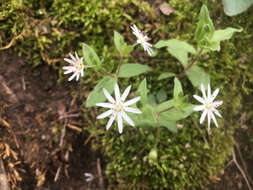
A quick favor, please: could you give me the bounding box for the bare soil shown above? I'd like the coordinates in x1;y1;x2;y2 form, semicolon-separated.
0;51;102;190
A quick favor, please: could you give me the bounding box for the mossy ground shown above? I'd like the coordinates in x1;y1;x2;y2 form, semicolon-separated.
0;0;253;189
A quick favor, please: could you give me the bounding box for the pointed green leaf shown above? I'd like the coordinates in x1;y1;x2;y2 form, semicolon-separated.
195;5;215;43
158;72;175;80
155;39;196;67
82;43;101;67
156;89;167;103
186;65;210;90
114;31;133;56
155;99;174;113
222;0;253;16
118;63;151;78
137;78;147;105
86;77;117;107
159;104;194;121
173;77;183;98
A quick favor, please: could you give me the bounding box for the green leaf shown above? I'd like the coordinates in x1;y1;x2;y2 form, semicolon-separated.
159;104;194;121
82;43;101;67
212;28;242;42
137;78;147;105
158;72;175;80
173;77;183;98
209;27;243;51
156;89;167;103
186;65;210;89
155;100;174;113
132;104;157;127
222;0;253;16
118;63;151;78
114;31;133;56
155;39;196;67
86;77;117;107
147;94;157;106
195;5;214;42
158;118;177;132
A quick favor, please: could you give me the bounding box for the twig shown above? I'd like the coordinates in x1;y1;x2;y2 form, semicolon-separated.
0;159;10;190
191;116;209;146
54;166;61;182
232;147;252;190
0;76;18;103
97;158;105;190
59;119;67;148
235;143;253;185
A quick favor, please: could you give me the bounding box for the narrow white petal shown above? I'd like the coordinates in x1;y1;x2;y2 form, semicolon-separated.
213;100;223;108
75;52;79;59
69;53;75;61
146;47;154;56
124;107;142;114
210;88;219;102
63;66;75;70
114;83;121;103
210;111;218;128
81;69;84;77
106;114;116;130
97;109;113;119
193;105;205;111
121;85;131;102
200;83;207;99
96;103;114;109
207;111;211;131
64;69;74;74
117;114;123;134
193;95;205;104
200;109;207;124
103;88;115;104
121;111;135;126
76;73;80;81
64;58;75;65
213;108;222;118
207;84;211;99
68;72;78;81
123;96;141;107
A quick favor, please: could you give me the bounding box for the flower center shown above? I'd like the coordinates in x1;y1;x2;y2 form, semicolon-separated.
205;102;212;110
114;103;123;112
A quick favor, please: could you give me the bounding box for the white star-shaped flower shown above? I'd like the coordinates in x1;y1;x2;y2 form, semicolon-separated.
193;83;223;131
96;83;142;134
63;52;84;81
131;24;154;56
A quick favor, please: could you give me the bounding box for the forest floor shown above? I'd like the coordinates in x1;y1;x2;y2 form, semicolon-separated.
0;51;252;190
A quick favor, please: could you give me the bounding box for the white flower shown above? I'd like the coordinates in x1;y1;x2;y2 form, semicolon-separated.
131;24;154;56
96;83;142;134
193;83;223;131
84;172;94;182
63;52;84;81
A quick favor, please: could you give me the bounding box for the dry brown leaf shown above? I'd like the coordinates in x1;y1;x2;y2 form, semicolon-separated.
159;3;174;16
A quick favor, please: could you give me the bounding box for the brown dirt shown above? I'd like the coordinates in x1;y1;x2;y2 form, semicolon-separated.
0;51;102;190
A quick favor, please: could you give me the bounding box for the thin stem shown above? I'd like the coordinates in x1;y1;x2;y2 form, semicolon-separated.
191;116;209;146
116;56;123;77
156;106;174;116
232;147;252;190
177;49;203;79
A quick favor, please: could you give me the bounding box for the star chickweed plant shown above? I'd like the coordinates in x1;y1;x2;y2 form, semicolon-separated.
96;83;142;134
131;24;154;56
62;5;241;138
63;52;84;81
193;83;223;131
